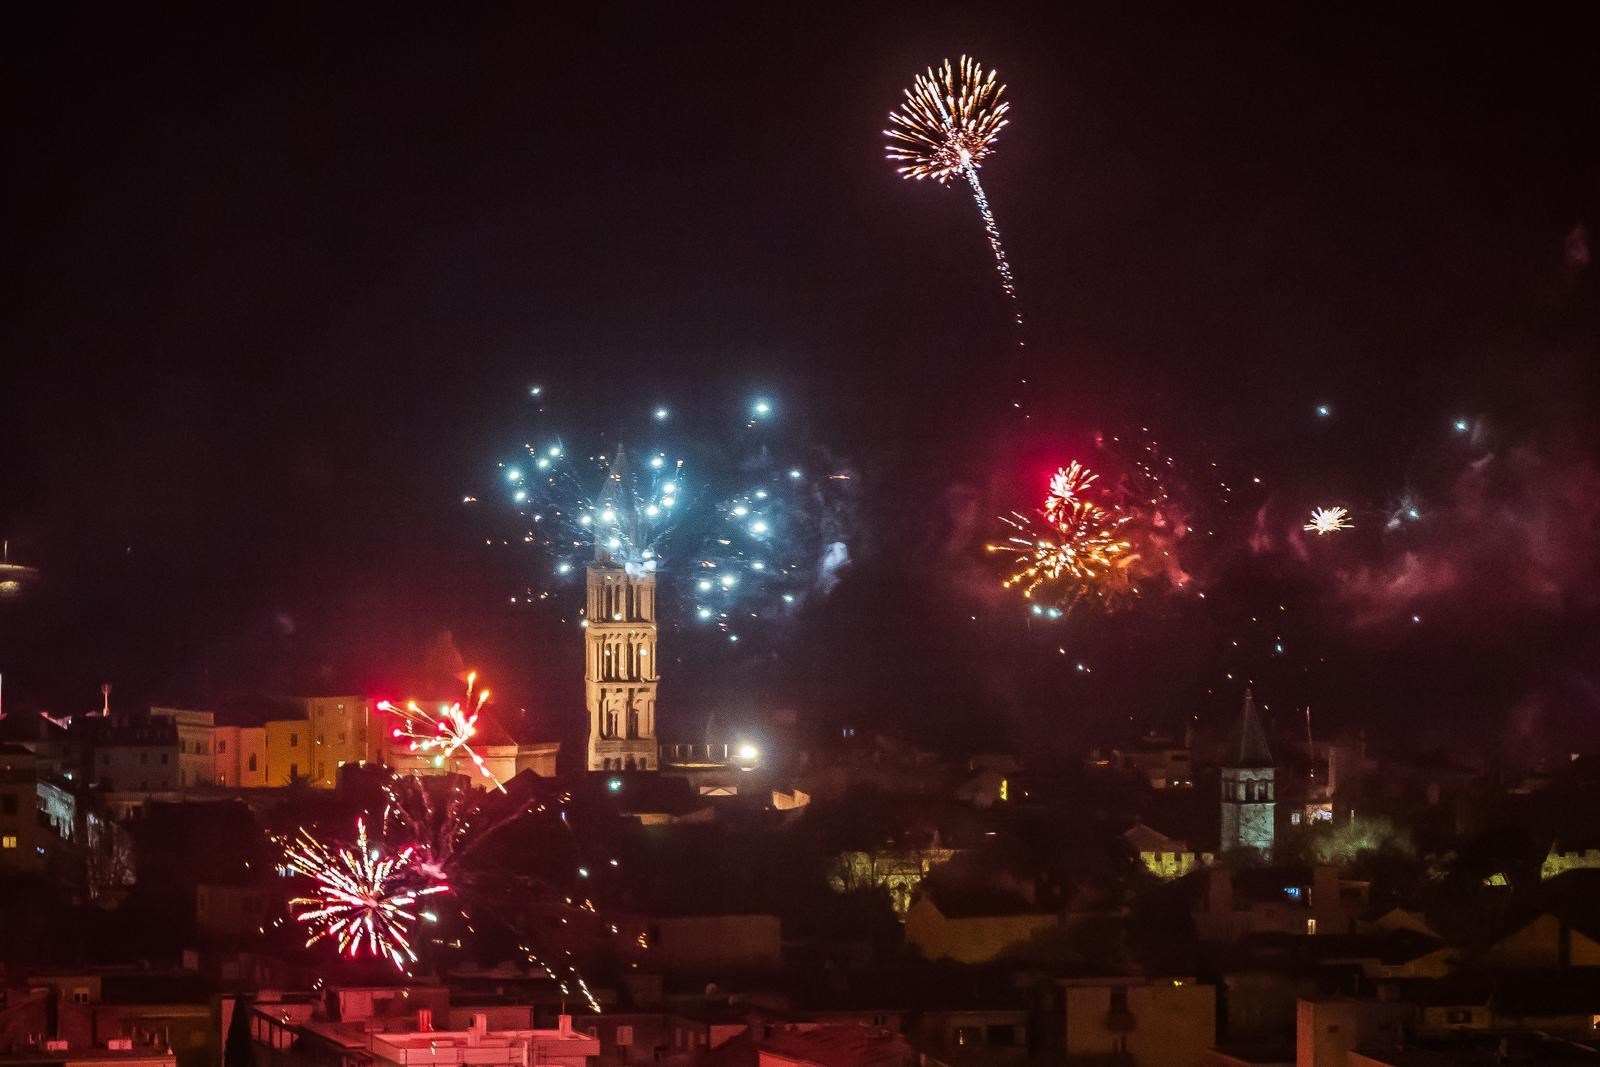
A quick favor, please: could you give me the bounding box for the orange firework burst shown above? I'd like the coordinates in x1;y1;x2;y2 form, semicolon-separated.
885;56;1021;316
989;464;1135;605
885;56;1010;183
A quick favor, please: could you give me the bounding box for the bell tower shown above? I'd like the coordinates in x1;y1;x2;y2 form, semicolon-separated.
584;447;659;772
1220;688;1275;860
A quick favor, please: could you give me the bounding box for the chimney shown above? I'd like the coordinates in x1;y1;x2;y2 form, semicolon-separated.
416;1008;433;1033
558;1015;573;1036
468;1014;488;1046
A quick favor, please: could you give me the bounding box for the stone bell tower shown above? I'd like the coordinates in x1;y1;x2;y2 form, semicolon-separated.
1220;688;1275;860
584;447;658;772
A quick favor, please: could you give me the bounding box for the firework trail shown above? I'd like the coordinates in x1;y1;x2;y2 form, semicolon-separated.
887;56;1022;330
283;817;445;971
378;672;507;791
380;777;604;1017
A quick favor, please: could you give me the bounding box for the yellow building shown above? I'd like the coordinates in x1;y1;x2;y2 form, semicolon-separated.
904;894;1060;965
1539;840;1600;880
263;719;310;786
1125;821;1203;880
302;695;381;787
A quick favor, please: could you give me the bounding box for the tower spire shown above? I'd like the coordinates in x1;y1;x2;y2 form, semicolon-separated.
1231;687;1273;768
1220;686;1277;859
594;444;640;563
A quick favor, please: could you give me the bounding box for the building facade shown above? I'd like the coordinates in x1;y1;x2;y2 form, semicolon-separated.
0;743;76;872
1060;977;1216;1067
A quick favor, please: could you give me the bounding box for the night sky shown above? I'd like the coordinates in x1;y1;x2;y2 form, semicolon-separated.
3;7;1598;759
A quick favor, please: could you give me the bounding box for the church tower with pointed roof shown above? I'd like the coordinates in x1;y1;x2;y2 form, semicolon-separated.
1220;688;1275;859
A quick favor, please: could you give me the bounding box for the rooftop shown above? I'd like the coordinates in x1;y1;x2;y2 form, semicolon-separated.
760;1025;912;1067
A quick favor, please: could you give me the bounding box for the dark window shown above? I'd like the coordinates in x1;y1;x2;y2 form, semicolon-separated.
140;752;148;765
248;754;257;772
218;741;226;754
985;1025;1016;1046
160;753;168;765
1;795;17;815
1109;988;1129;1014
289;733;298;748
1446;1010;1471;1024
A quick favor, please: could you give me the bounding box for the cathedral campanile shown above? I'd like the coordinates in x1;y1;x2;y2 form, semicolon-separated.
584;448;659;772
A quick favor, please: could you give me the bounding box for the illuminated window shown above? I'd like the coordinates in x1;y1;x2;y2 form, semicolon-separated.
1;835;16;849
1306;918;1317;935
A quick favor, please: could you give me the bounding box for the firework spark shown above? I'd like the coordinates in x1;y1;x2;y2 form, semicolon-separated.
283;818;445;971
989;464;1135;605
689;450;857;642
499;394;856;646
1304;506;1354;536
506;442;682;578
378;672;506;791
886;56;1022;321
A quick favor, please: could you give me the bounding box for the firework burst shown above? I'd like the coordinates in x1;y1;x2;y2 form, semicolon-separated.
498;393;857;647
283;818;445;971
1304;506;1354;536
886;55;1010;183
505;442;683;578
989;464;1135;606
886;56;1022;321
378;672;506;791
